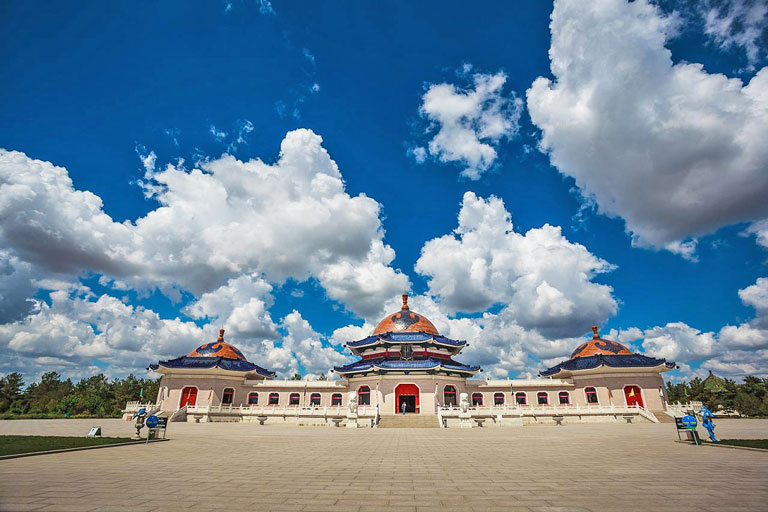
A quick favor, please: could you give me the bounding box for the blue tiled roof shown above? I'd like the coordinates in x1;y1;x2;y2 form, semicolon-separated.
539;354;676;377
334;357;479;375
346;332;466;348
150;356;276;378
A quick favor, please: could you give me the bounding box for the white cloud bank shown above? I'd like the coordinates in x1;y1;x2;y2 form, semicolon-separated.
412;70;523;180
0;129;409;320
0;129;410;378
527;0;768;257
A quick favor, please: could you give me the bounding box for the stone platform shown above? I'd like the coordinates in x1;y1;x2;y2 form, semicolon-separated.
0;418;766;512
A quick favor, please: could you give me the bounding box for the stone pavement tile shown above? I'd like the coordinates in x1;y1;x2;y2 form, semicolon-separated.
304;506;360;512
360;507;416;512
37;505;99;512
0;505;46;512
529;507;591;512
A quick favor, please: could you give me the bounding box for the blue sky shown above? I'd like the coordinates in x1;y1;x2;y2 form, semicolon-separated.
1;0;767;382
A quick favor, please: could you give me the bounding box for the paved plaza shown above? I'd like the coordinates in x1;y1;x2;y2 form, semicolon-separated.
0;419;767;512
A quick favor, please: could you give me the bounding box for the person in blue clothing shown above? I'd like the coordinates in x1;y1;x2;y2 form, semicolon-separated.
698;404;718;442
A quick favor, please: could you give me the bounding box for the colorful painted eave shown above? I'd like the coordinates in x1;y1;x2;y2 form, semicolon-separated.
333;357;480;376
149;356;276;378
539;354;677;378
346;332;467;349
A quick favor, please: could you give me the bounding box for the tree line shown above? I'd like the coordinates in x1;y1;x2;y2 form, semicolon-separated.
0;372;159;419
665;375;768;417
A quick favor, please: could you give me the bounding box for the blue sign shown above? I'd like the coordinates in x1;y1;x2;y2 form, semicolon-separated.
681;415;697;429
145;415;159;428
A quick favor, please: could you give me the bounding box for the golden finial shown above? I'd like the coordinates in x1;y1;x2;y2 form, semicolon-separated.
402;294;409;310
218;328;225;341
592;325;599;339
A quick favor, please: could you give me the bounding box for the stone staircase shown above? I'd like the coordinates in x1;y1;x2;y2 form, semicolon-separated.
651;410;676;423
377;414;440;428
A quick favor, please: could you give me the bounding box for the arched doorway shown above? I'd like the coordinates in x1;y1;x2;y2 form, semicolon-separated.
180;386;197;407
443;385;457;407
395;383;420;414
624;385;644;407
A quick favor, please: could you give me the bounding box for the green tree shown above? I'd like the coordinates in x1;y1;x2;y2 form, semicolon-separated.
0;372;25;413
290;373;303;380
735;391;767;417
24;372;73;414
317;374;328;381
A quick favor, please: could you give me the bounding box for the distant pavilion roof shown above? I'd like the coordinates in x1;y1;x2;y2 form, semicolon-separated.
540;353;676;378
150;356;276;377
150;329;275;378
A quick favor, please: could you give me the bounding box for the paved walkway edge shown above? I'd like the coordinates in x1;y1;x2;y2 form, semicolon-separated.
674;440;768;453
0;438;169;460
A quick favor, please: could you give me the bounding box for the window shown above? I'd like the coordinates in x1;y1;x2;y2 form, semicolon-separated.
444;385;457;407
289;393;300;405
247;392;259;405
494;392;505;406
269;392;279;405
331;393;343;406
537;392;549;405
310;393;321;406
585;387;598;404
515;392;527;405
358;386;371;406
471;393;483;406
222;388;234;405
558;391;570;405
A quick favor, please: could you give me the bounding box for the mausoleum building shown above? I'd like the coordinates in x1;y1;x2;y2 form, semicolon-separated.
140;295;677;427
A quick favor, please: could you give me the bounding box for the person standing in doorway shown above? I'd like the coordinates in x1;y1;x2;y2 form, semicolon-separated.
401;401;406;415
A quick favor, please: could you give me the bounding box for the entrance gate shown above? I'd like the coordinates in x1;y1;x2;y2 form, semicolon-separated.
624;385;644;408
395;384;420;414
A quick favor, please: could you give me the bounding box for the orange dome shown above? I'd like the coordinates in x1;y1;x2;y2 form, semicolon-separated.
570;326;632;358
188;329;247;360
372;294;439;336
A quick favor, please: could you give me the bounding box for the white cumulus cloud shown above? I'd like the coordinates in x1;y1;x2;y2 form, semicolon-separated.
415;192;617;338
414;70;523;180
527;0;768;256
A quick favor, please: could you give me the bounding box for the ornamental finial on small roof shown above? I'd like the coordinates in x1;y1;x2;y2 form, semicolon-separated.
218;328;225;341
402;294;409;310
592;325;599;339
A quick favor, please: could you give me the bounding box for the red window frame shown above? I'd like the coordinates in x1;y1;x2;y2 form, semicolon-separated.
247;392;259;405
558;391;570;405
537;392;549;405
331;393;343;406
493;392;505;405
269;392;280;405
289;393;300;405
515;392;527;405
471;393;483;406
358;386;371;406
222;388;234;405
310;393;321;406
585;387;598;404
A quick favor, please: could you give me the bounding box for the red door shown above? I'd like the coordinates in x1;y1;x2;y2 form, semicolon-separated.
624;386;643;407
180;387;197;407
395;384;420;414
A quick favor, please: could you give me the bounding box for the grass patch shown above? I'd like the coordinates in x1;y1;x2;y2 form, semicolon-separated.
0;435;135;456
0;413;120;420
708;439;768;450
